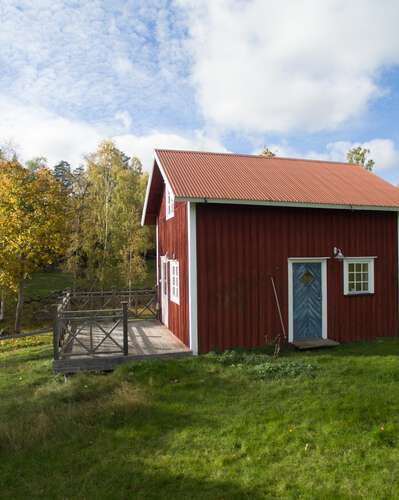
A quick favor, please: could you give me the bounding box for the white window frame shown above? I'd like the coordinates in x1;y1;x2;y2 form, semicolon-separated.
169;260;179;304
166;185;174;220
343;257;376;296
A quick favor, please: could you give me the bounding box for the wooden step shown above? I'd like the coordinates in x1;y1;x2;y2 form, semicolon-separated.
291;338;340;350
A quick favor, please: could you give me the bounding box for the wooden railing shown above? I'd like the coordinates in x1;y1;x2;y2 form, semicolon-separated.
53;288;157;360
60;288;157;317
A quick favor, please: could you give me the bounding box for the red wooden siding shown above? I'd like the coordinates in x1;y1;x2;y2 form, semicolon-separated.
196;204;399;353
157;187;189;346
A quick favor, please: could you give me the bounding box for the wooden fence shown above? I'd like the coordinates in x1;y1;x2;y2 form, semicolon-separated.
53;288;158;360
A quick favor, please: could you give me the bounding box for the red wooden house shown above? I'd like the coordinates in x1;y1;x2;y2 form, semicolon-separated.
142;150;399;353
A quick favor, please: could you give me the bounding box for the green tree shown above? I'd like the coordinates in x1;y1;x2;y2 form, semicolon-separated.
53;160;74;191
80;140;147;289
260;147;276;158
62;165;89;289
347;146;375;171
0;160;67;332
26;156;48;172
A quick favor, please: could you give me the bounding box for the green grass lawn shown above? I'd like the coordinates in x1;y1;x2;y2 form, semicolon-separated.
1;338;399;499
24;271;74;300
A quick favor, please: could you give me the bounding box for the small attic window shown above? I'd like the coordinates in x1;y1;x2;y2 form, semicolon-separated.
166;185;174;220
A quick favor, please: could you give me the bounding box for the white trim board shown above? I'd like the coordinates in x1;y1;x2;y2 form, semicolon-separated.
156;217;159;287
288;257;331;261
141;151;176;226
176;196;399;212
343;257;375;296
187;202;198;355
160;255;169;328
141;162;155;226
288;258;328;343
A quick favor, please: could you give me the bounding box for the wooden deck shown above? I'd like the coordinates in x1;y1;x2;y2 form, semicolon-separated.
54;319;192;374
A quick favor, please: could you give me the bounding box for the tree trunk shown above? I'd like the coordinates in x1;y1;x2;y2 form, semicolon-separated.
0;290;4;321
14;260;24;333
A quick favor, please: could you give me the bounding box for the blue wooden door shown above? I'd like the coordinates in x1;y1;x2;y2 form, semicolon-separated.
293;262;323;339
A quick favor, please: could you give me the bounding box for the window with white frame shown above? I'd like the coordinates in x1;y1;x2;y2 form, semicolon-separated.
166;185;174;219
170;260;179;304
344;258;375;295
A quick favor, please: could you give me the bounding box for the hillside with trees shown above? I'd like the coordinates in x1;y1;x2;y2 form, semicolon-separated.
0;140;154;333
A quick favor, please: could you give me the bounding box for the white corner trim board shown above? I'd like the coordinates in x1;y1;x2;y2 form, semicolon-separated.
156;218;159;287
187;202;198;355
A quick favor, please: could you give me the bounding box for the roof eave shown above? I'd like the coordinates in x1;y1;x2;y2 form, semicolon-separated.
175;196;399;212
141;153;176;226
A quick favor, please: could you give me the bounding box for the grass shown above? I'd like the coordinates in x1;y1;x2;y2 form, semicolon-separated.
1;338;399;498
1;271;74;333
24;271;74;300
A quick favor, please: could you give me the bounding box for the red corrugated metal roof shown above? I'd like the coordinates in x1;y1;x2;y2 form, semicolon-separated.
155;149;399;208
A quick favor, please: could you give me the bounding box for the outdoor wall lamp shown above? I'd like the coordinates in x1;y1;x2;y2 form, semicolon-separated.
333;247;345;259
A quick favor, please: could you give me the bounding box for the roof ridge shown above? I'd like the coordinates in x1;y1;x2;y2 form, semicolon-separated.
155;148;356;167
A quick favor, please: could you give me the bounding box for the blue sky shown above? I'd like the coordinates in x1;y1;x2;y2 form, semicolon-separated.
1;0;399;184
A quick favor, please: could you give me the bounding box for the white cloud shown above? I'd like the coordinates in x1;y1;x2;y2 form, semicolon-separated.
0;97;225;170
115;111;133;131
178;0;399;133
324;139;399;173
0;98;102;166
113;130;226;170
260;138;399;183
0;0;191;125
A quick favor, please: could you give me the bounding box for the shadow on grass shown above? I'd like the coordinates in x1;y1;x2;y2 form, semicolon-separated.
77;462;265;500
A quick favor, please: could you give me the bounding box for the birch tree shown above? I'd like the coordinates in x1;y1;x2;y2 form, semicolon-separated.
81;140;147;289
347;146;375;171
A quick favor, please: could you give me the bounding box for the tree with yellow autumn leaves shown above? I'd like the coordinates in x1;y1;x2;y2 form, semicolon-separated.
0;160;67;332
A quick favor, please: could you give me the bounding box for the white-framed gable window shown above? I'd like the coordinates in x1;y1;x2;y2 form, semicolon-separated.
166;185;174;220
170;260;179;304
344;257;375;295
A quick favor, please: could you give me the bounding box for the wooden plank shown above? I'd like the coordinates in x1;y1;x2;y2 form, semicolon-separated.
291;338;340;350
54;350;192;374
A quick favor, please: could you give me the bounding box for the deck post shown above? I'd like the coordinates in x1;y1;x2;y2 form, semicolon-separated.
122;301;129;355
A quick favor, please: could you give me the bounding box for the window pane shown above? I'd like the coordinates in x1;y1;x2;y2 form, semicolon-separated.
346;259;374;294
